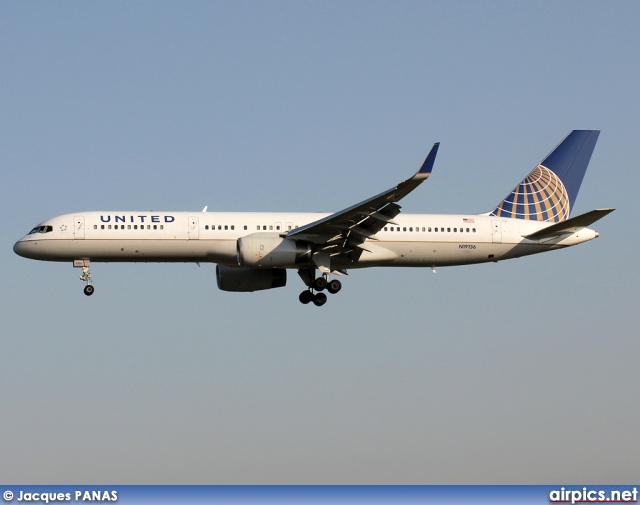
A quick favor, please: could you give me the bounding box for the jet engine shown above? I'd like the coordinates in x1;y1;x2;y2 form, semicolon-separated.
216;264;287;292
236;233;310;268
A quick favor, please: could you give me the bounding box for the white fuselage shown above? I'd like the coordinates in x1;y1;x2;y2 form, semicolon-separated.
13;210;599;269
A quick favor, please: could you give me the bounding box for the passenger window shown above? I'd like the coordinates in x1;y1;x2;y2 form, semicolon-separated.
231;225;235;230
153;225;157;230
101;225;105;230
473;228;476;232
244;225;247;230
160;225;164;230
447;228;451;232
409;227;413;232
205;225;209;230
225;225;228;230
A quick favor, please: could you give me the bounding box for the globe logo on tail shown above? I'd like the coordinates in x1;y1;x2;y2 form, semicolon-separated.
490;165;570;223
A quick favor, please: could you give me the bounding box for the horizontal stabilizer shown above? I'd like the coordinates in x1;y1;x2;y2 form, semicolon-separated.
524;208;615;240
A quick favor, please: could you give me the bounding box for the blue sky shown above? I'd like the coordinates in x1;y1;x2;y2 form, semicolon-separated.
1;1;638;483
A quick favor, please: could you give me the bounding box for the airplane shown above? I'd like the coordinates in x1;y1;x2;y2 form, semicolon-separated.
14;130;613;307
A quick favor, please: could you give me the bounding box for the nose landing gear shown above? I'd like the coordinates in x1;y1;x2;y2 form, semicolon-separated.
74;259;94;296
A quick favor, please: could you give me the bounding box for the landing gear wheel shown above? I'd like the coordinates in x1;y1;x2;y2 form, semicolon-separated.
313;292;327;306
312;277;327;291
299;290;314;304
327;279;342;294
77;261;94;297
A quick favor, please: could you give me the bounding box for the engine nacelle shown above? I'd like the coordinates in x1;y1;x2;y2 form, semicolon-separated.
236;233;310;267
216;264;287;292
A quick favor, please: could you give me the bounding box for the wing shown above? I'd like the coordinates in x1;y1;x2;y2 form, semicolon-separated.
287;142;439;270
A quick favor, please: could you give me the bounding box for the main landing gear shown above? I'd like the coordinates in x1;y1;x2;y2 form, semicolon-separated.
74;259;95;296
298;272;342;307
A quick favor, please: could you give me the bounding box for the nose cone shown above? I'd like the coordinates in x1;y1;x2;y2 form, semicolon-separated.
13;239;31;258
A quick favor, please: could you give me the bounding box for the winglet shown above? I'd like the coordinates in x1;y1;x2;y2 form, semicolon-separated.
413;142;440;180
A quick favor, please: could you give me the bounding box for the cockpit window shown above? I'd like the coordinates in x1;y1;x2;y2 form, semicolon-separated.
28;225;53;235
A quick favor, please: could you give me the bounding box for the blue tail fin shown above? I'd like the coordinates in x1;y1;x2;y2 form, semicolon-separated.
489;130;600;222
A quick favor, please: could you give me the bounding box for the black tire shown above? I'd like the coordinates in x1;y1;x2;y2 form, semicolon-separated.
313;292;327;306
327;279;342;294
313;277;327;291
84;285;95;296
299;290;313;304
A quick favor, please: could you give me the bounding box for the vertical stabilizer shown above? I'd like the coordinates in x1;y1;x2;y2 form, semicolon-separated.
489;130;600;222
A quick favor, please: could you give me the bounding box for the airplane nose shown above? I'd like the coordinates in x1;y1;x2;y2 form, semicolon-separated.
13;239;29;258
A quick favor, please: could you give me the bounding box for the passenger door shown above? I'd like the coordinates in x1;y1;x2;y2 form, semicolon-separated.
188;216;199;240
491;220;502;244
74;216;85;240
